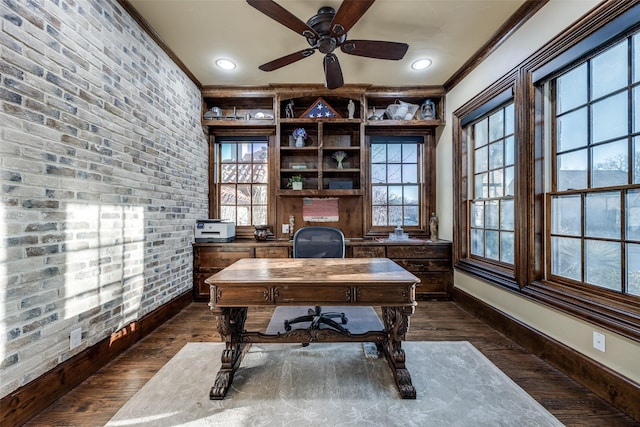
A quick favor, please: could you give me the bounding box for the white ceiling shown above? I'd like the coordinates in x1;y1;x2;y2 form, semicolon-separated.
127;0;528;88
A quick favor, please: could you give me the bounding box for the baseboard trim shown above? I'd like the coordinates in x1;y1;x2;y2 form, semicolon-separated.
453;288;640;422
1;291;192;427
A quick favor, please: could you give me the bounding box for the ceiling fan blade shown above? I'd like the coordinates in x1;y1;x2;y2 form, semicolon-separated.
341;40;409;60
330;0;375;38
324;53;344;90
259;49;315;71
247;0;318;40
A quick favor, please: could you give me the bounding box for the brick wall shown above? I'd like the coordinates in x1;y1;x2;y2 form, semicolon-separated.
0;0;208;396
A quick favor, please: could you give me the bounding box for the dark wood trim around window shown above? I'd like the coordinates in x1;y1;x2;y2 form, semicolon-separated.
454;0;640;343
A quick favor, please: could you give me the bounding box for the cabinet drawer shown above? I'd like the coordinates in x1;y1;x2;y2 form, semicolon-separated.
274;285;351;305
414;272;453;294
351;246;385;258
255;246;290;258
392;258;452;272
386;245;451;259
194;247;254;269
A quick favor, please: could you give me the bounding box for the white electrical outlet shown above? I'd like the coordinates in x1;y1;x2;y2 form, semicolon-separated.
592;331;606;352
70;327;82;350
282;224;289;234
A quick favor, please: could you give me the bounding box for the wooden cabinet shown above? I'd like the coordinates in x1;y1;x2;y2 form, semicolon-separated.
194;239;452;301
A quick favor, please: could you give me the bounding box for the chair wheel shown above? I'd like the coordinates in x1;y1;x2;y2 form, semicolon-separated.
284;321;291;331
341;315;348;324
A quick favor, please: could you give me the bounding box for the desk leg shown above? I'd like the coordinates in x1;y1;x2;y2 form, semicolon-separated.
381;306;416;399
210;307;248;400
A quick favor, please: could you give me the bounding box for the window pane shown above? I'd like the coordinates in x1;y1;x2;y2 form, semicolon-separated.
402;164;418;183
387;164;402;183
371;145;386;163
221;164;237;182
471;229;485;256
403;206;419;226
591;139;628;187
238;143;253;162
557;63;588;114
253;164;268;183
500;199;514;231
254;143;268;163
585;240;621;291
485;230;499;260
489;170;504;198
403;144;418;162
237;164;252;183
489;141;504;169
220;185;236;204
627;189;640;241
504;136;514;166
551;236;582;281
388;186;403;204
557;149;587;191
372;186;387;204
388;145;402;163
252;185;267;204
592;92;628;143
475;146;488;173
372;164;386;183
557;108;588;152
585;192;621;239
474;119;488;147
404;185;419;204
504;166;515;196
372;206;387;226
501;231;514;264
236;206;250;225
489;110;504;141
591;40;628;100
474;172;489;199
389;206;403;225
471;201;484;228
551;195;581;236
220;144;237;162
486;201;499;229
627;243;640;296
237;185;251;205
220;206;235;222
252;205;267;224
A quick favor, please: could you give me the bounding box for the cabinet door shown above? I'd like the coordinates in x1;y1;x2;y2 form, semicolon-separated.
193;246;255;301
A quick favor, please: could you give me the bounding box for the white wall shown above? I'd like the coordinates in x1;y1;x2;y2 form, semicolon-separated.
437;0;640;382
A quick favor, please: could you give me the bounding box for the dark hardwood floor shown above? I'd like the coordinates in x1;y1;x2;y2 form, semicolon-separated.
25;301;639;426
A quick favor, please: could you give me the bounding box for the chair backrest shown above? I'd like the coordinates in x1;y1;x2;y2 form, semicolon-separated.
293;226;345;259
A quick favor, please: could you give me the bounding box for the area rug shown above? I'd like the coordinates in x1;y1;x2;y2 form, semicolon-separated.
106;341;562;426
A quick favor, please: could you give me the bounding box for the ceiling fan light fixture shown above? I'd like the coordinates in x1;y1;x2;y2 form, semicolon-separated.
216;58;236;70
411;58;432;70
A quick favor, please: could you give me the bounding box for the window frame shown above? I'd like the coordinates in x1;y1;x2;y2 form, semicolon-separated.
453;0;640;341
364;128;436;237
209;129;276;239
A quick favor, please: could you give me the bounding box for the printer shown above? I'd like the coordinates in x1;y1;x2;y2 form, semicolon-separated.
194;219;235;242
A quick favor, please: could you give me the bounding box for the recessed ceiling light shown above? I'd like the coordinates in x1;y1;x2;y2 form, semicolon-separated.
411;58;432;70
216;58;236;70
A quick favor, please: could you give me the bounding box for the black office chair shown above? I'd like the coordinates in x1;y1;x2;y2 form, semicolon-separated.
284;226;349;333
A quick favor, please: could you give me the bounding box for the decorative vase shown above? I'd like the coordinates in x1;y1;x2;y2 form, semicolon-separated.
254;225;270;241
295;136;304;147
337;160;343;169
292;181;303;190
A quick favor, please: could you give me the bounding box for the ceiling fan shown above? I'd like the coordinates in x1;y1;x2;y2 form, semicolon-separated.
246;0;409;89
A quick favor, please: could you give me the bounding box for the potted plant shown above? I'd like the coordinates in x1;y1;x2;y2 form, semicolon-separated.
287;175;304;190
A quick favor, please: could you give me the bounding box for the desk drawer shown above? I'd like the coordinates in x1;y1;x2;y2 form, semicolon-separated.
274;285;351;305
356;285;416;305
392;258;451;273
210;285;271;305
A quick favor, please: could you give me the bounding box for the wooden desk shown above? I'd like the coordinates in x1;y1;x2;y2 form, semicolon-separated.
206;257;420;400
